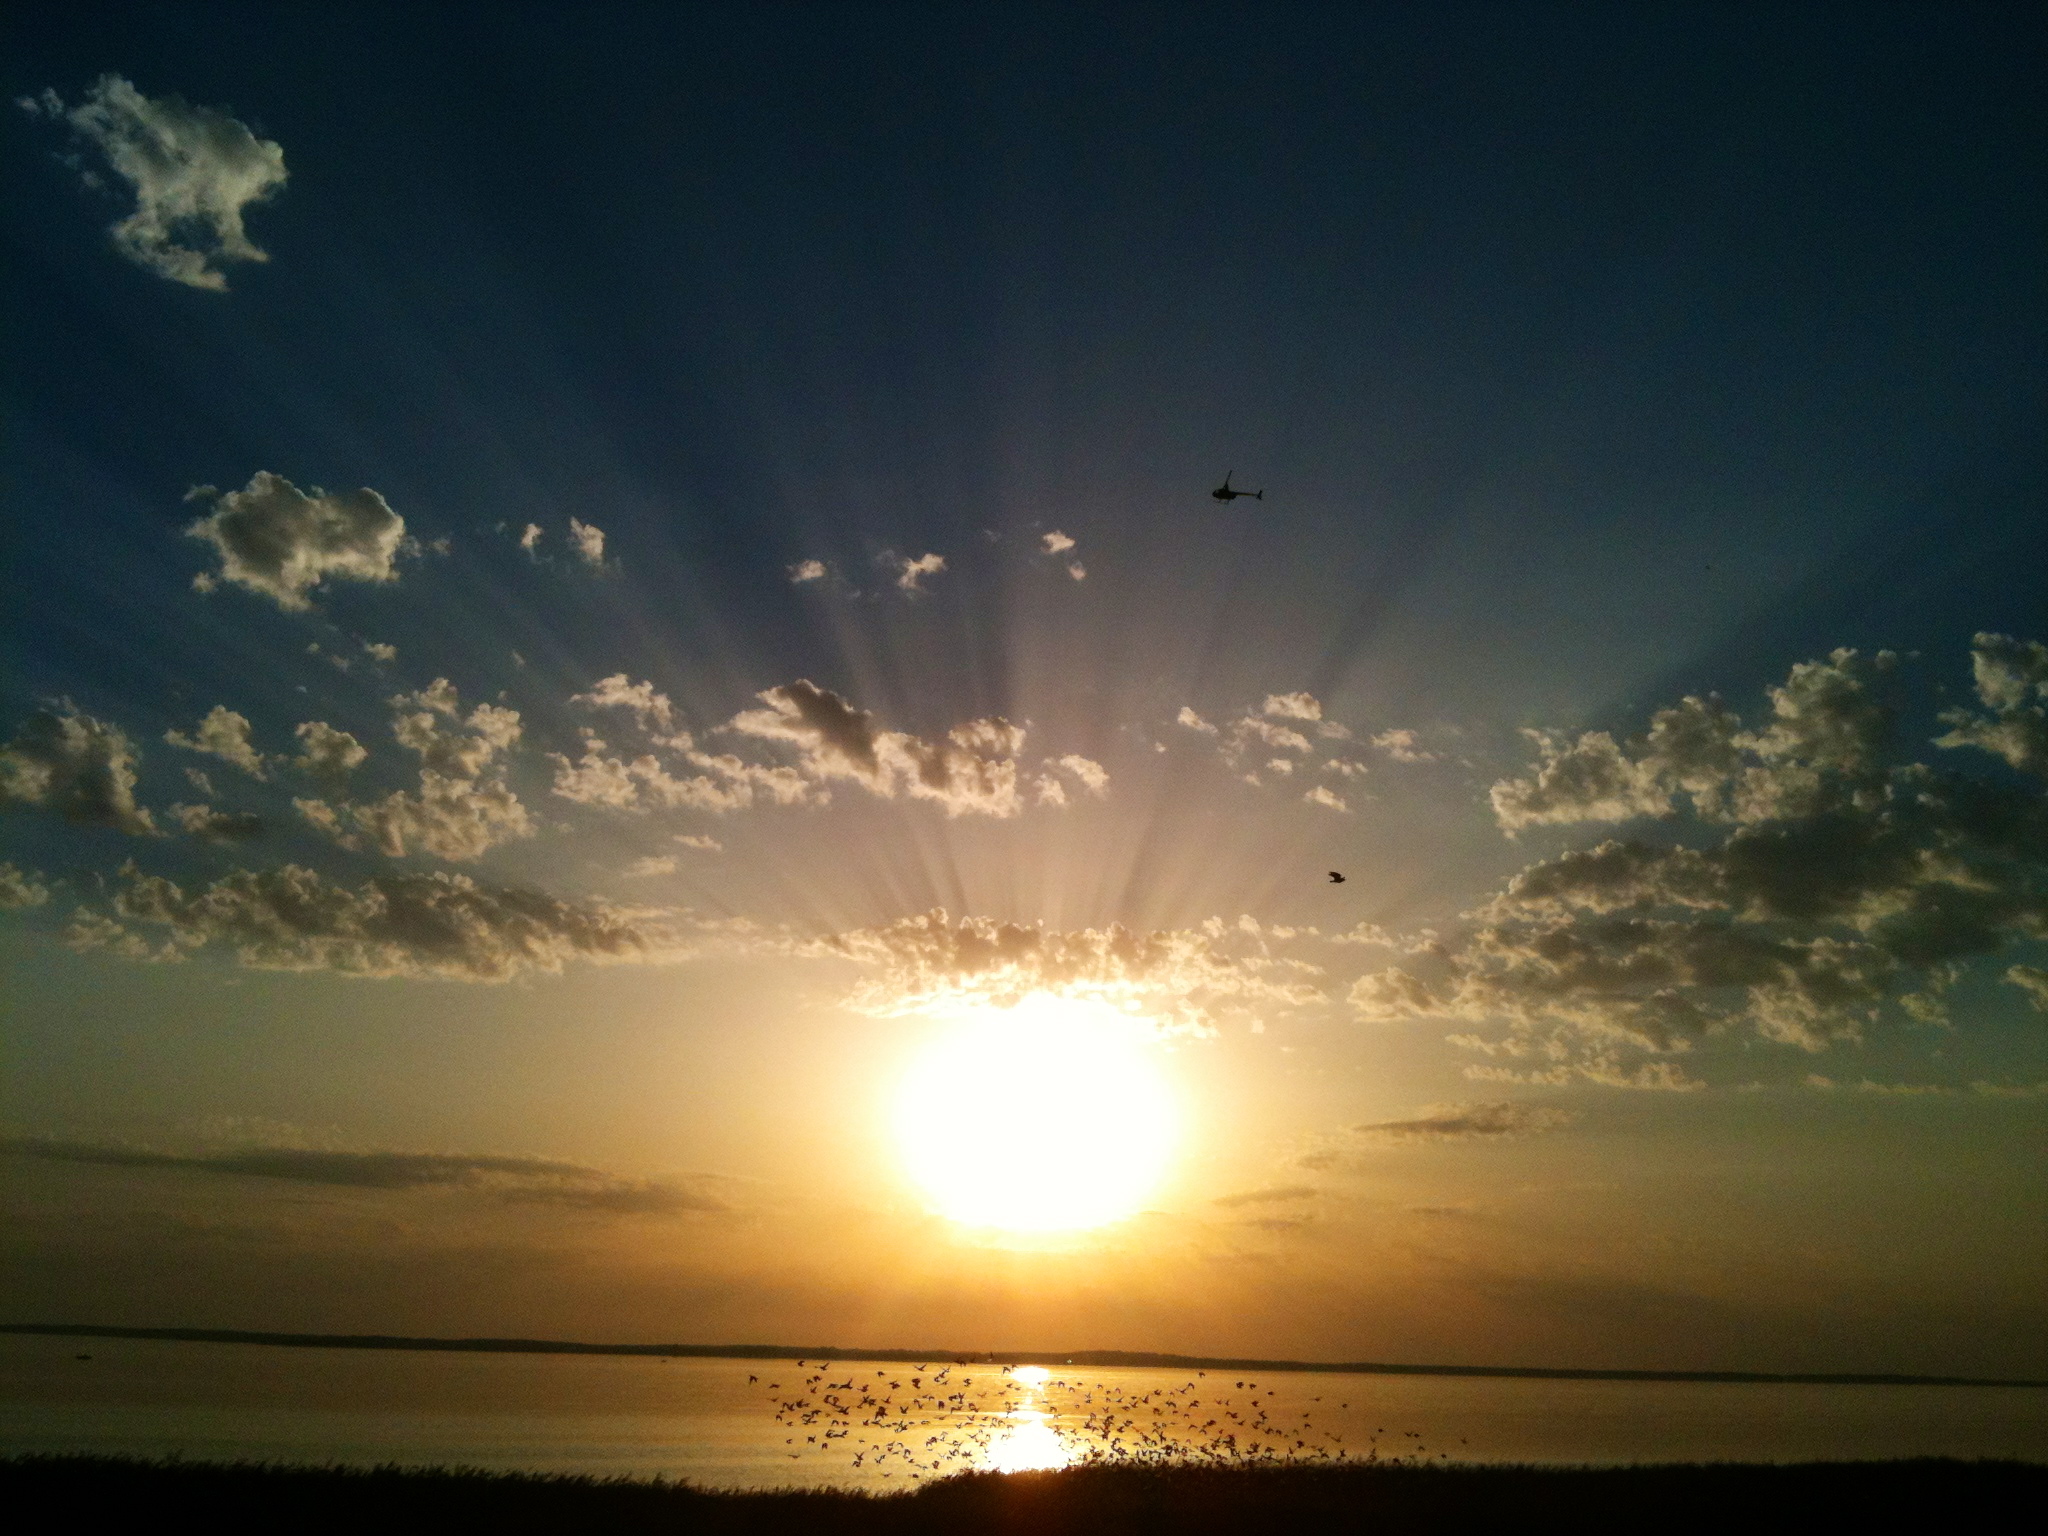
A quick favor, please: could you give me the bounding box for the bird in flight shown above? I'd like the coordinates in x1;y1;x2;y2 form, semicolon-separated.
1328;871;1346;884
1212;471;1263;503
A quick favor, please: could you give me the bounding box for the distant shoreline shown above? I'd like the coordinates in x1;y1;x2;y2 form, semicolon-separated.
5;1323;2040;1389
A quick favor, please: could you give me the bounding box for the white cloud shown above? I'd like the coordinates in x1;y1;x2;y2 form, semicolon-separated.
292;720;367;778
168;801;264;843
1067;561;1087;581
0;862;51;909
71;862;684;982
567;518;606;566
389;680;521;778
164;705;267;779
674;834;722;852
27;75;286;291
342;772;534;862
1303;784;1348;812
888;552;946;593
362;640;397;664
1371;728;1437;763
1935;632;2048;777
186;472;407;611
1041;531;1075;554
0;702;157;835
518;523;543;554
624;855;678;878
183;768;216;797
788;559;827;584
1177;707;1218;735
1263;692;1322;721
570;674;677;736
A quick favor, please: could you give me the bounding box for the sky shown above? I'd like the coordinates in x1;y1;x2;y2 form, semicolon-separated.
2;4;2044;1377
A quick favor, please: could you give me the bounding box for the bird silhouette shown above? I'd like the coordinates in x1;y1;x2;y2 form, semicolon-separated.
1328;871;1345;883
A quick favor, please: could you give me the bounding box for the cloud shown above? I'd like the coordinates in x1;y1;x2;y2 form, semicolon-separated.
674;834;722;852
1177;707;1218;735
1351;639;2048;1080
2008;965;2048;1013
0;862;51;909
26;75;286;291
1066;562;1087;581
1041;531;1076;554
390;680;521;778
567;518;606;566
1303;784;1348;813
168;802;264;844
0;702;157;835
1371;728;1437;764
1263;692;1322;722
1935;632;2048;777
729;680;1050;818
888;552;946;593
518;523;542;554
810;908;1326;1034
570;674;677;736
164;705;267;779
362;640;397;664
327;773;532;862
624;855;677;877
1297;1101;1575;1170
1209;1185;1318;1209
292;720;367;778
547;731;808;816
788;559;827;583
185;473;407;611
67;861;687;981
1;1136;729;1214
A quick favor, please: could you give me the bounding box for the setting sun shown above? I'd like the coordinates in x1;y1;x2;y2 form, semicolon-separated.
893;994;1178;1231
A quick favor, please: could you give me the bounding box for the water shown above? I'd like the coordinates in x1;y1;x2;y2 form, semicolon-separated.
2;1334;2041;1490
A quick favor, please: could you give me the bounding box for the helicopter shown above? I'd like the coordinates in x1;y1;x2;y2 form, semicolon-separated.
1211;471;1264;503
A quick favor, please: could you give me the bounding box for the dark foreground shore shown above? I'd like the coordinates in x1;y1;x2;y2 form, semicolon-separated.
5;1455;2041;1534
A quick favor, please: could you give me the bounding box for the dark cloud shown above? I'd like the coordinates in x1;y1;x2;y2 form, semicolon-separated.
0;702;157;835
186;472;407;610
1296;1101;1574;1171
1209;1185;1319;1208
1;1137;727;1214
1353;639;2048;1080
65;861;684;981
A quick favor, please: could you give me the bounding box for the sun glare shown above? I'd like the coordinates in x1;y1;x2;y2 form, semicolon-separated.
893;994;1178;1232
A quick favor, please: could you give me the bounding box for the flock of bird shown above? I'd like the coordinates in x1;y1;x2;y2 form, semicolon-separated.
756;1361;1456;1481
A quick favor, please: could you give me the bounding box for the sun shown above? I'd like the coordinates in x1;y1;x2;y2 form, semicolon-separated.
893;993;1178;1232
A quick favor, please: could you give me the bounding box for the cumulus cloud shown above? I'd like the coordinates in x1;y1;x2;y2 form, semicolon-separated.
1;1136;728;1215
571;674;677;737
333;772;532;862
1371;728;1438;764
1177;707;1218;735
0;702;157;835
567;518;606;566
389;680;521;778
729;680;1054;818
25;75;286;291
185;472;407;610
675;834;721;851
0;862;51;909
1351;640;2048;1081
518;523;543;554
164;705;266;779
887;552;946;593
362;640;397;664
292;720;367;778
1041;531;1075;554
66;861;684;981
788;558;827;583
548;731;809;817
168;801;264;844
1263;692;1322;722
1935;632;2048;777
1303;784;1348;813
809;908;1325;1034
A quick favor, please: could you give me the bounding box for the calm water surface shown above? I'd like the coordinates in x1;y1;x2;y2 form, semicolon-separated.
2;1335;2041;1490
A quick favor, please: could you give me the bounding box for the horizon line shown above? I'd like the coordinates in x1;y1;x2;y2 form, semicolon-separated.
5;1324;2041;1390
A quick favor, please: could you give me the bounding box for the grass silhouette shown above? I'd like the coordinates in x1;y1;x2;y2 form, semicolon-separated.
4;1454;2041;1533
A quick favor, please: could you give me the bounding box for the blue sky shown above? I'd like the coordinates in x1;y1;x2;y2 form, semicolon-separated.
2;5;2043;1371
